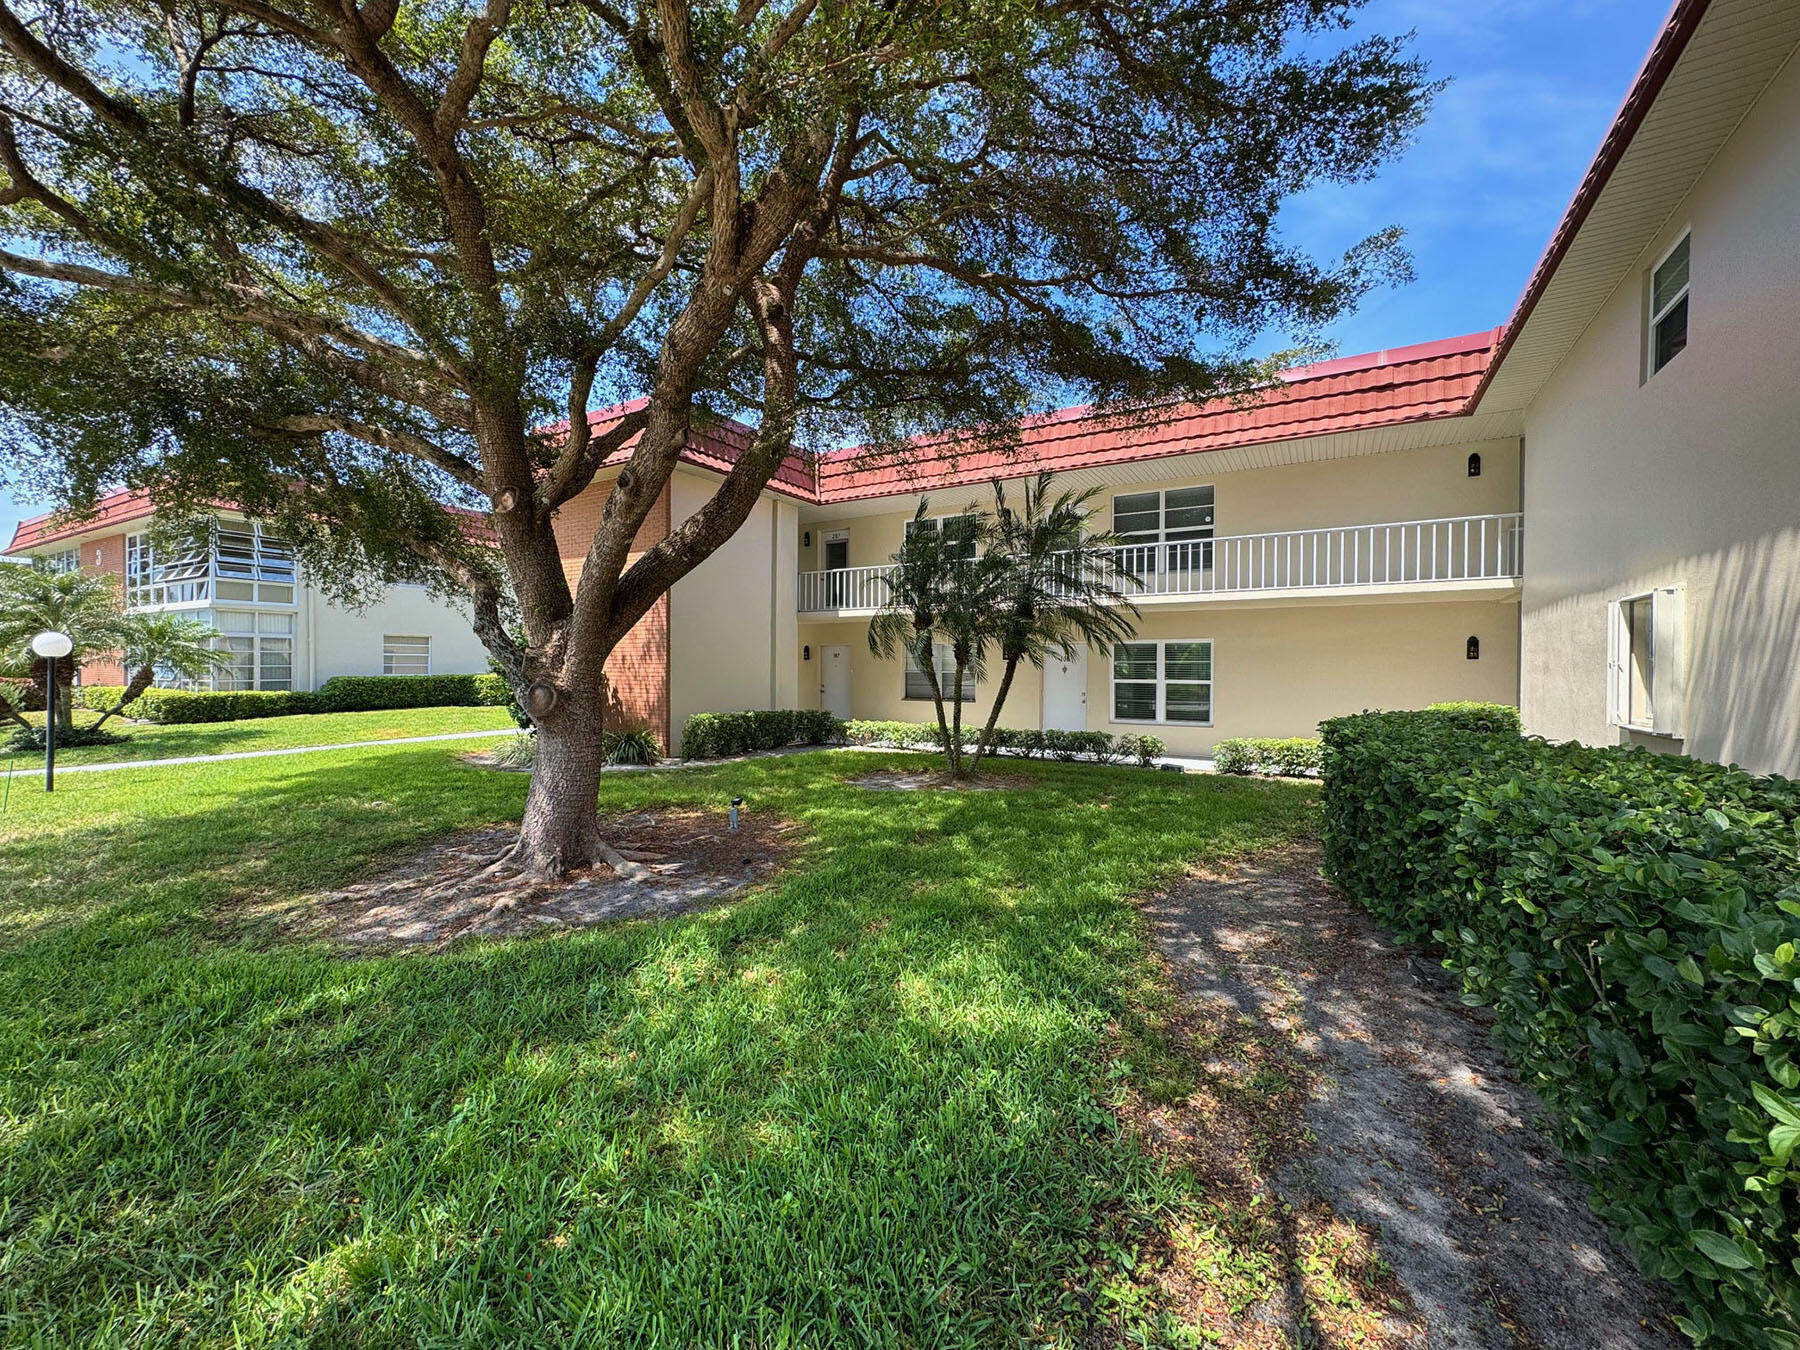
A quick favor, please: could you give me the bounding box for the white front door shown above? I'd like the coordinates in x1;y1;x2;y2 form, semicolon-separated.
1041;646;1087;731
821;645;852;720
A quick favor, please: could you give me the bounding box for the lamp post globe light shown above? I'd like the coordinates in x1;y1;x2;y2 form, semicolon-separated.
29;630;75;793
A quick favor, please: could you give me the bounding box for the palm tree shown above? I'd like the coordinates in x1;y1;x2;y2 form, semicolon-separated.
967;473;1141;772
90;613;233;727
0;566;128;730
866;502;1006;776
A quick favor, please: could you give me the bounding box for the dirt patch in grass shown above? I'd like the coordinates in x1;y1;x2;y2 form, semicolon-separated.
264;808;803;949
846;768;1039;791
1125;842;1682;1350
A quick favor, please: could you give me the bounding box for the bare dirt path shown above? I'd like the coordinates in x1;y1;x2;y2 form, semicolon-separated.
1139;846;1681;1349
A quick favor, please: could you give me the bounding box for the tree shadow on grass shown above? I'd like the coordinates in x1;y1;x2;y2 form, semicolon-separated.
0;748;1320;1346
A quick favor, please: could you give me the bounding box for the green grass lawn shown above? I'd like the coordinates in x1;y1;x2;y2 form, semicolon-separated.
0;743;1317;1347
7;704;519;768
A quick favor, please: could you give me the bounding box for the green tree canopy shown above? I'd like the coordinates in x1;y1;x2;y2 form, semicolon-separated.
0;0;1434;872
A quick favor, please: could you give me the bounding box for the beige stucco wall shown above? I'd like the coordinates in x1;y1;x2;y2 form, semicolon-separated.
667;470;802;753
1518;53;1800;775
803;595;1517;757
304;584;490;686
798;438;1520;573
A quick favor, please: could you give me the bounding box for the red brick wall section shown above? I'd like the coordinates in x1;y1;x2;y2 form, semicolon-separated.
551;482;671;749
82;532;129;687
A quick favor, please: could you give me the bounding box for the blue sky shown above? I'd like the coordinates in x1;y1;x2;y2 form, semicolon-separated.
0;0;1671;546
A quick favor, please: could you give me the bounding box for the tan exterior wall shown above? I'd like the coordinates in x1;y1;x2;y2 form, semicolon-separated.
666;471;801;754
1518;54;1800;775
803;596;1517;757
798;438;1520;573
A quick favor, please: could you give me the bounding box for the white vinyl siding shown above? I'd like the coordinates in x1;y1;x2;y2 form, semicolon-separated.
1647;233;1690;378
1607;588;1684;737
1112;640;1212;725
903;641;975;701
383;635;432;676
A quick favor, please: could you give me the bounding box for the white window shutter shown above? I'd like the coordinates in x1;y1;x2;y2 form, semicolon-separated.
1605;600;1625;727
1652;587;1686;738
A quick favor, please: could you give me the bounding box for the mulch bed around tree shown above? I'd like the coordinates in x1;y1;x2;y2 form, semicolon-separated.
266;808;804;949
846;768;1040;792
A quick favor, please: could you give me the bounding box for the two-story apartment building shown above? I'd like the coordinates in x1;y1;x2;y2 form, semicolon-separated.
5;492;490;689
10;0;1793;772
552;0;1800;769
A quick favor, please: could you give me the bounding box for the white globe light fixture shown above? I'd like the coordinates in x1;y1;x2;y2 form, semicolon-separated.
30;630;74;660
29;630;75;792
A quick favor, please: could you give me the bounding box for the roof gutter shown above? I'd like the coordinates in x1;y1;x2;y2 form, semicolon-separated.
1467;0;1713;410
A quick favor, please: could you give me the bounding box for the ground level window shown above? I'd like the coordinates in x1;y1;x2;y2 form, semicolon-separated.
903;641;975;701
209;611;296;691
384;635;431;676
1608;588;1684;736
1112;640;1212;724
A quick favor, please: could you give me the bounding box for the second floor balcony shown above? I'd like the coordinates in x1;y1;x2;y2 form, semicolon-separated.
797;513;1524;616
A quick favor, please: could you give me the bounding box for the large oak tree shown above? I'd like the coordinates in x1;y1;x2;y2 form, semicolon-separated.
0;0;1430;875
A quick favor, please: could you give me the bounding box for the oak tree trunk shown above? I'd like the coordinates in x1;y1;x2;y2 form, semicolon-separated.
511;684;609;877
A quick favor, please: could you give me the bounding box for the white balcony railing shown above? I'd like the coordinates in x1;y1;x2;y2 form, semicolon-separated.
797;513;1523;613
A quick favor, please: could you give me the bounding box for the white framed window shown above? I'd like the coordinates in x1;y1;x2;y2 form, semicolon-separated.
127;522;296;607
1112;640;1212;724
209;611;296;691
905;513;980;561
1113;486;1214;571
903;641;975;701
383;635;432;676
36;547;80;574
1607;588;1684;737
1646;233;1689;379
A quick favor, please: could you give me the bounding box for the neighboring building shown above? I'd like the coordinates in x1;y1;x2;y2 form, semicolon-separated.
5;492;490;690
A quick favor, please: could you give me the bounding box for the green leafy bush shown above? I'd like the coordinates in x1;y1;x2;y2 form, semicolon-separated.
1320;708;1800;1347
680;709;843;759
604;726;662;766
5;724;124;751
839;719;1163;767
315;673;510;712
1423;700;1521;734
97;688;325;723
1213;736;1323;777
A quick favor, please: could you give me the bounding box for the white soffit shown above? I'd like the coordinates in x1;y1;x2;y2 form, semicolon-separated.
1477;0;1800;414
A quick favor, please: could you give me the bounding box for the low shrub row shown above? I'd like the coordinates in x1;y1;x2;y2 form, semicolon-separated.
1320;708;1800;1347
314;673;511;711
74;673;512;724
1212;736;1322;777
841;719;1166;767
680;709;842;759
76;685;323;722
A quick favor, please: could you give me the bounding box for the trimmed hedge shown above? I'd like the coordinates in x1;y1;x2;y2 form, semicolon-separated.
841;719;1166;767
315;673;510;711
680;709;842;759
1213;736;1322;777
76;686;323;722
1321;708;1800;1347
75;673;510;724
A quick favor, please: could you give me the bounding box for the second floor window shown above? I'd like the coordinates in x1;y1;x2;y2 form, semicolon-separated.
905;514;979;561
1647;233;1689;378
127;522;295;607
37;548;80;574
1113;487;1214;569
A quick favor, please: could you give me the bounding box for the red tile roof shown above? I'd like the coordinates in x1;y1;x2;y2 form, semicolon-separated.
551;397;819;502
815;330;1501;503
8;489;159;552
6;329;1501;547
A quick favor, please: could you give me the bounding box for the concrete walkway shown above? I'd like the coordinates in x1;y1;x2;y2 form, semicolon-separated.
0;728;511;777
3;731;1218;779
